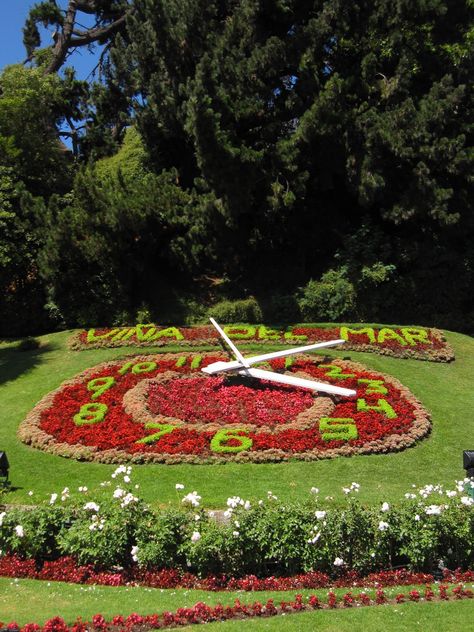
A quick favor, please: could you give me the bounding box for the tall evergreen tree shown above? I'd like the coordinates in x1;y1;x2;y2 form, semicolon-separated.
119;0;473;310
0;65;78;334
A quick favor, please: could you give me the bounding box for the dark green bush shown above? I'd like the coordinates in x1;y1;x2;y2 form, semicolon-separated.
298;268;355;321
208;297;263;323
263;294;301;323
134;508;190;569
0;505;72;561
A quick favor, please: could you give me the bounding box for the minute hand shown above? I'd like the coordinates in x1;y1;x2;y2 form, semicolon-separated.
201;339;345;374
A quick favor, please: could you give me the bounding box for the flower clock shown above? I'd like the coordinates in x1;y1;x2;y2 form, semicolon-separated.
19;353;430;464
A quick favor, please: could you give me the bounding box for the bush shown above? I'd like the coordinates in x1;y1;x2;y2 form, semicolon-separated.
298;268;355;321
208;297;263;323
134;509;190;569
17;337;41;351
57;496;148;568
0;505;72;561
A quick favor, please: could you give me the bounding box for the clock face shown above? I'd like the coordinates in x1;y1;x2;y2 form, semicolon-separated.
19;353;430;464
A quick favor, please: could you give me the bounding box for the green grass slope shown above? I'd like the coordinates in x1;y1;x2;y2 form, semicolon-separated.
0;328;473;508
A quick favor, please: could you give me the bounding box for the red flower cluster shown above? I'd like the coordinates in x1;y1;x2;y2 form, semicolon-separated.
3;585;473;632
148;376;313;427
25;353;430;463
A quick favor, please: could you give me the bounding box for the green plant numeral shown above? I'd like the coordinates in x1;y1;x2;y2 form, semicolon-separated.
190;355;202;369
357;398;397;419
319;365;355;380
118;361;158;375
319;417;358;441
87;376;116;399
118;361;135;375
210;429;253;453
357;379;388;395
132;361;157;374
136;423;175;445
73;403;108;426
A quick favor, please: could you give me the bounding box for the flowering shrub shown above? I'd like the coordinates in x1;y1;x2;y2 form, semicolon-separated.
18;353;431;464
68;324;454;362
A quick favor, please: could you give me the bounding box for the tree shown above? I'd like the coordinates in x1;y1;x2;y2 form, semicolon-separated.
0;65;76;195
39;127;201;325
7;0;474;330
0;65;77;334
0;166;50;336
116;0;473;321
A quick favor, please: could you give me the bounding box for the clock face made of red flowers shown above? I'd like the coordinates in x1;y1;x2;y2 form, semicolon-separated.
19;353;431;464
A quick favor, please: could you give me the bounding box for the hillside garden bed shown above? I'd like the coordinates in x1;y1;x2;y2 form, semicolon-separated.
68;325;454;362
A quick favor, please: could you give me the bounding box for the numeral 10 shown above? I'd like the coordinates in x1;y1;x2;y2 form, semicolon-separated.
118;360;158;375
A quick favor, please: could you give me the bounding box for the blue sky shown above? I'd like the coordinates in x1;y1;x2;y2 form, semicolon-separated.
0;1;101;79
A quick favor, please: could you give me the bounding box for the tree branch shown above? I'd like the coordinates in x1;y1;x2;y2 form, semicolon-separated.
32;0;130;74
45;0;77;73
74;0;101;14
69;14;127;47
85;41;112;79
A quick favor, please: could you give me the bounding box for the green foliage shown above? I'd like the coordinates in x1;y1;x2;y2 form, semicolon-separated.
262;294;301;324
56;480;150;568
179;519;241;575
134;509;190;569
298;269;355;321
0;65;82;335
2;0;474;333
0;165;51;336
94;127;148;183
106;0;473;326
0;65;71;195
23;2;64;57
38;127;203;326
208;298;263;324
0;505;72;561
57;504;134;568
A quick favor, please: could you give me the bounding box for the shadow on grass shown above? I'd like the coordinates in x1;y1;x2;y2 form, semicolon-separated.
0;342;56;387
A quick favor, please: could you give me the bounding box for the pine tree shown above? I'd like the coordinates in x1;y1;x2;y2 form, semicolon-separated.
120;0;473;298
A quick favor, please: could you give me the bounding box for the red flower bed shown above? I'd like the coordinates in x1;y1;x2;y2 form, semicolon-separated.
147;376;313;427
0;553;453;590
18;353;431;464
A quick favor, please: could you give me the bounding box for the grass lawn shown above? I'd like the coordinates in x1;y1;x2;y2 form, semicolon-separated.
2;577;474;629
1;327;473;508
